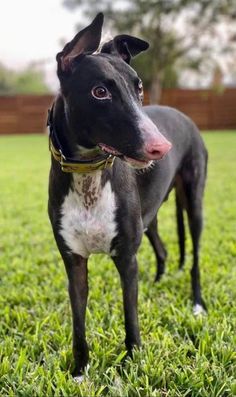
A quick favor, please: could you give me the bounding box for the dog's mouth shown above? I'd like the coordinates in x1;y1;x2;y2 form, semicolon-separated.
98;143;153;169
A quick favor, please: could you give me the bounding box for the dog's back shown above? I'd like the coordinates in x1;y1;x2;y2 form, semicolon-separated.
136;105;207;226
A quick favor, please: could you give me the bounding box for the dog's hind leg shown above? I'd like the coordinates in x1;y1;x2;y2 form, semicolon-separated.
187;200;207;313
145;217;167;282
175;189;186;270
183;163;207;313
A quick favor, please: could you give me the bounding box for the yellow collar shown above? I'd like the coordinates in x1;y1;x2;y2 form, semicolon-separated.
49;138;115;173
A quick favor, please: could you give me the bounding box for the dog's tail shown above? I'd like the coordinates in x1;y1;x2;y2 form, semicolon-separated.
175;189;185;269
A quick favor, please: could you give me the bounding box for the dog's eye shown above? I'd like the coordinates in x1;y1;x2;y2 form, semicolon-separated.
91;86;111;100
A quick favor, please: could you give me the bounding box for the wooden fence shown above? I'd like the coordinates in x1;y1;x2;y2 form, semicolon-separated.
0;95;53;135
159;88;236;130
0;89;236;134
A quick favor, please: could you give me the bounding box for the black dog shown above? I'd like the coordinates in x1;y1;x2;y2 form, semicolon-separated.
48;13;208;378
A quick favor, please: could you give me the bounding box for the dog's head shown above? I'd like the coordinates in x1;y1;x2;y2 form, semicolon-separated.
56;13;171;169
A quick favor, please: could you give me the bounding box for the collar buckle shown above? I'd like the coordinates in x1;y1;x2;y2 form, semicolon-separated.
59;149;66;161
104;154;114;169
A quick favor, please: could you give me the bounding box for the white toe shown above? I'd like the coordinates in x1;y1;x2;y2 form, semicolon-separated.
193;303;205;316
73;375;84;383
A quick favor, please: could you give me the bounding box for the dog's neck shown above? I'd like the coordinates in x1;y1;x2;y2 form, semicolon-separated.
54;95;100;161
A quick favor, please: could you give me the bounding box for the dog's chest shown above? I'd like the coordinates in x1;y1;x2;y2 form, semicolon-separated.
60;172;117;258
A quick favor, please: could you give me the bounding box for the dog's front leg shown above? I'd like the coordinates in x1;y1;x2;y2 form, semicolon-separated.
113;255;141;353
65;254;89;377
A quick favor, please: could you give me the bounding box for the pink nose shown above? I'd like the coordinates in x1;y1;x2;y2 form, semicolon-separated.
144;140;172;160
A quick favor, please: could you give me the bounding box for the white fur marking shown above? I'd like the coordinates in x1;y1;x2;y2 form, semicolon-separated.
193;304;205;316
60;172;117;258
73;375;84;383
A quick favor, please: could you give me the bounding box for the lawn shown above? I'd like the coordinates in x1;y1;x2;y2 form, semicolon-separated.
0;132;236;397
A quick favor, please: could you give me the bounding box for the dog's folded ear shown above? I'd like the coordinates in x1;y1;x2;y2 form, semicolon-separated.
57;13;104;73
101;35;149;64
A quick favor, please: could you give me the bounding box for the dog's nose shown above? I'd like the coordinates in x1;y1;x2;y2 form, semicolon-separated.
137;113;172;160
144;140;172;160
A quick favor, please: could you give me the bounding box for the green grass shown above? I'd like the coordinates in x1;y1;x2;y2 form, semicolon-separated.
0;132;236;396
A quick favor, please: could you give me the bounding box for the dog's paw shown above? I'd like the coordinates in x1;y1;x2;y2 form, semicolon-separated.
154;271;165;283
73;374;84;383
72;364;90;383
193;303;206;316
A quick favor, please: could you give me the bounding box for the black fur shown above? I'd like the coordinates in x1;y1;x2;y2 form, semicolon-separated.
48;13;208;376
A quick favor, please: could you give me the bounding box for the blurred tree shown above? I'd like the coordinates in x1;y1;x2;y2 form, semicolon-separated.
0;64;15;95
63;0;236;102
0;63;50;95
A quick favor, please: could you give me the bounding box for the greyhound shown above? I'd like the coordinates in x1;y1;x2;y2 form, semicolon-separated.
48;13;208;377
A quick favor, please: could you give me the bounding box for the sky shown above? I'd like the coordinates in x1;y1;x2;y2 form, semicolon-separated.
0;0;83;90
1;0;236;91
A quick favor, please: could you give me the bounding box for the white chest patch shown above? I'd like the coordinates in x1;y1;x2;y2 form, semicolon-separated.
60;172;117;258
